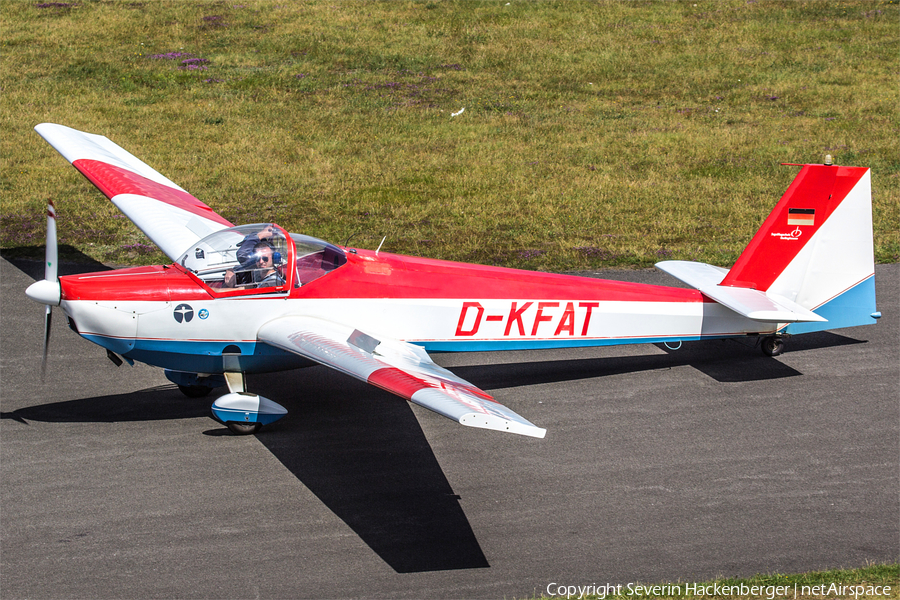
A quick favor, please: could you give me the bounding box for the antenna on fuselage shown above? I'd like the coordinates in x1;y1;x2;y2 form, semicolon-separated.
375;236;386;256
343;230;360;248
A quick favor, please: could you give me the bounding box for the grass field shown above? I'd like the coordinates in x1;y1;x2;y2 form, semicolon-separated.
1;0;897;270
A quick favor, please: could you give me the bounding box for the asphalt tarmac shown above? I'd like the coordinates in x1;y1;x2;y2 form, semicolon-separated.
2;256;897;600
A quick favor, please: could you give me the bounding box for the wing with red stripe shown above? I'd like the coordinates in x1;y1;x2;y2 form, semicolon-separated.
257;316;546;438
35;123;232;261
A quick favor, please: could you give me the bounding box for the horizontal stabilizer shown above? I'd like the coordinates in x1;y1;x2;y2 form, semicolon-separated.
656;260;827;323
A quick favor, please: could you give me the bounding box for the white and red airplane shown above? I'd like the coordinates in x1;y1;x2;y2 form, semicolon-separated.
26;124;881;437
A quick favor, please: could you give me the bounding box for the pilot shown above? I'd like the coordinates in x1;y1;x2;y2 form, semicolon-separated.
223;225;286;288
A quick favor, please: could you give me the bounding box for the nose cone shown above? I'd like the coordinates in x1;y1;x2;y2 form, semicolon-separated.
25;279;61;306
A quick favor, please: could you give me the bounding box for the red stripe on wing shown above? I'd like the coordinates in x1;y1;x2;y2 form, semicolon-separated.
367;367;430;400
368;367;495;403
72;159;233;227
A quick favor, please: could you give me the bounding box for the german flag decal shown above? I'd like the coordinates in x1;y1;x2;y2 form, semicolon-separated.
788;208;815;226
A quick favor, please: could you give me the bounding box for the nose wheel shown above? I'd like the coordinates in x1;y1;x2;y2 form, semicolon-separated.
211;372;287;435
226;422;262;435
761;335;785;357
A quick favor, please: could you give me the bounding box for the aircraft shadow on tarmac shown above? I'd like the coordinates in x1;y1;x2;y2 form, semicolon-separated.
0;385;209;425
446;331;864;390
246;330;865;574
1;329;866;573
251;370;492;573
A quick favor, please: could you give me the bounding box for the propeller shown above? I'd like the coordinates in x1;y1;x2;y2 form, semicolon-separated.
24;199;61;379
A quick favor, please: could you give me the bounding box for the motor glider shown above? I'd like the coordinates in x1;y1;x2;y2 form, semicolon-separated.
26;124;880;436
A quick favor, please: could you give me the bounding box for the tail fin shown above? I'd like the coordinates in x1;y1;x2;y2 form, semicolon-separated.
722;163;878;333
657;162;879;334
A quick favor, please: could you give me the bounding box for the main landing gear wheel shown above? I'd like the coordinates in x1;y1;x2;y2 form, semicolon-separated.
761;335;785;357
226;422;262;435
178;384;213;398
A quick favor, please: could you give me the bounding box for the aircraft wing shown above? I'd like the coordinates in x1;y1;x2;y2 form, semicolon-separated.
35;123;233;261
257;316;547;438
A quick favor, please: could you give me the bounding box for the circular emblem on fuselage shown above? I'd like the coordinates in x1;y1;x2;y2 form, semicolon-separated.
198;308;209;320
174;304;194;323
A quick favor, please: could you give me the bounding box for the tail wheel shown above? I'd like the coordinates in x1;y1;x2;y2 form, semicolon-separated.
761;336;785;357
226;422;261;435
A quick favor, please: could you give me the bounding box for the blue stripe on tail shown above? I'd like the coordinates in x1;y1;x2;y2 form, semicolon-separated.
783;276;879;335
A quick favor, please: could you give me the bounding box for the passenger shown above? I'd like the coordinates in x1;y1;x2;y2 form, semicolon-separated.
223;225;286;288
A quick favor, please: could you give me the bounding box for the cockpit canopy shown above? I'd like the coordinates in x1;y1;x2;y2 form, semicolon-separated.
178;223;346;291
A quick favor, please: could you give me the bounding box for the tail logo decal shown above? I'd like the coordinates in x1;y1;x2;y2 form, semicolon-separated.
771;228;803;241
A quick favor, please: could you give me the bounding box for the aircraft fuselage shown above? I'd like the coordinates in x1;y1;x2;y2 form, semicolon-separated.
58;247;774;375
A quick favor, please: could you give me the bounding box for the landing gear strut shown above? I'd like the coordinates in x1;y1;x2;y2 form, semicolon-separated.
166;370;223;397
760;335;785;357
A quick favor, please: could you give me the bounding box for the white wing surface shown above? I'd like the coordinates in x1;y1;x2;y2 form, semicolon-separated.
35;123;233;261
257;316;546;438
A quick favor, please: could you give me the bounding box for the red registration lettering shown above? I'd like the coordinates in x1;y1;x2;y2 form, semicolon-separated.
531;302;559;336
504;302;533;335
455;302;484;336
554;302;576;336
457;300;600;338
579;302;599;336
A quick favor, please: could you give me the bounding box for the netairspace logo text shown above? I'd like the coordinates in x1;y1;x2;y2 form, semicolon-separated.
545;582;893;599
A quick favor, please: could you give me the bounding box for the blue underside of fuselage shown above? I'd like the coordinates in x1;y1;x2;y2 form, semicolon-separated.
418;334;717;352
81;335;312;374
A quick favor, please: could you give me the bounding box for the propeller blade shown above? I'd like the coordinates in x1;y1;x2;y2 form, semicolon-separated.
25;200;62;305
41;304;52;381
40;199;58;381
45;199;58;282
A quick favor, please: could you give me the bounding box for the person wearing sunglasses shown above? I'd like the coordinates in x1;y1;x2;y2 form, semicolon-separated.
223;225;285;288
249;242;285;287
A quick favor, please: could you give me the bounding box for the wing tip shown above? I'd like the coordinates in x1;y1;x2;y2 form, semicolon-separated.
460;413;546;438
